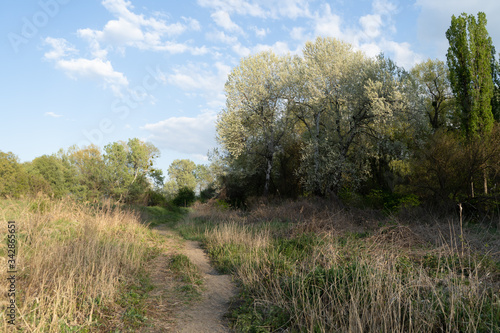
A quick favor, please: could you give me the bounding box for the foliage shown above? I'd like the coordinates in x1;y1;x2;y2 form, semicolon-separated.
446;12;495;138
409;126;500;206
217;50;297;196
0;151;29;197
173;187;196;207
0;138;161;204
410;59;456;130
167;159;197;193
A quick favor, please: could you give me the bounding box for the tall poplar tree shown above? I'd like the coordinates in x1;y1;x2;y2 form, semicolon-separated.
446;12;495;138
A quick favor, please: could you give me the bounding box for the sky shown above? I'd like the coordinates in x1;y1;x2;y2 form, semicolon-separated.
1;0;500;176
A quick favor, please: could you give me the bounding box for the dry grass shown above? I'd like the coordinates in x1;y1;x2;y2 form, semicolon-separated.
185;199;500;332
0;197;161;332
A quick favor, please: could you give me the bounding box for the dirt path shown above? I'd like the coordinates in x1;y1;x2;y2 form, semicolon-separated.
144;225;236;333
176;241;236;333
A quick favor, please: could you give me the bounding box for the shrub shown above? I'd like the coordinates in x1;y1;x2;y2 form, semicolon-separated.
146;190;167;206
173;187;196;207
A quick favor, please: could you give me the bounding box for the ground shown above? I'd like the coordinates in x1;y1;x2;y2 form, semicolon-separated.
140;224;236;333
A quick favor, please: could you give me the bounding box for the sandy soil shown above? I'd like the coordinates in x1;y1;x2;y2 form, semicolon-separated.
176;241;236;333
142;226;236;333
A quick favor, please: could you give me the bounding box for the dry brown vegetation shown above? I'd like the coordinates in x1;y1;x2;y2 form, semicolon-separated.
181;199;500;332
0;197;163;332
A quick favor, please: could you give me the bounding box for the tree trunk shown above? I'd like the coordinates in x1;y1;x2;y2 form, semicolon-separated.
483;169;488;195
263;157;272;197
313;111;321;195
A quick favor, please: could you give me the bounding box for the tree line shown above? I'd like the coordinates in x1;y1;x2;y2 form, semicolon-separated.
0;138;164;203
2;12;499;214
213;12;500;212
0;138;214;206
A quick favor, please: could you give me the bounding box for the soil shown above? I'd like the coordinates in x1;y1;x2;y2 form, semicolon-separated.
176;240;236;333
141;225;236;333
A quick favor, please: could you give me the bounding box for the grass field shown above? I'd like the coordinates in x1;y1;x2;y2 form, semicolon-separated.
175;199;500;332
2;197;499;332
0;197;168;332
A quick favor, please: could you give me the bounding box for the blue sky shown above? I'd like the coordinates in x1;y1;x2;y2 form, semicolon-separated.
1;0;500;175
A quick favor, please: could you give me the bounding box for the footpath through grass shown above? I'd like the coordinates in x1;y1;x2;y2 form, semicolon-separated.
175;200;500;333
0;198;188;332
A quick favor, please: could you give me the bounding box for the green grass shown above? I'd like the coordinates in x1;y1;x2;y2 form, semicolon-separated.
117;270;155;329
169;254;204;299
134;204;189;228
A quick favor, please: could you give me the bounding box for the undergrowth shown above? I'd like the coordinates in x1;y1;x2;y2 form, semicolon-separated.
179;199;500;333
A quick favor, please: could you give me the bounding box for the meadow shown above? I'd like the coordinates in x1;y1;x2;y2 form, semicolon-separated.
1;196;499;332
176;199;500;332
0;197;166;332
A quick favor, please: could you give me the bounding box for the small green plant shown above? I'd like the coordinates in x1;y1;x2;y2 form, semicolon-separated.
169;254;203;297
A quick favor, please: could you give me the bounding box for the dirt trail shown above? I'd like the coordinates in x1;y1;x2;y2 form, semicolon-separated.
145;225;236;333
176;240;236;333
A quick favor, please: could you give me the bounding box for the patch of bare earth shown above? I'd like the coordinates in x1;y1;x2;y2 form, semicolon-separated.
176;240;236;333
141;225;236;333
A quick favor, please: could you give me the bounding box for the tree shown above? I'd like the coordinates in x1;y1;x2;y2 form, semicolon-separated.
294;38;407;196
0;151;29;197
411;59;455;130
492;54;500;121
126;138;160;186
66;144;105;201
172;187;196;207
446;12;495;138
102;139;160;203
166;159;197;197
194;164;214;194
103;141;132;201
27;155;68;198
217;50;296;196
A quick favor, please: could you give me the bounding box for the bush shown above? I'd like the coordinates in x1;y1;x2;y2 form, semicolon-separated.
173;187;196;207
146;190;167;206
199;185;216;203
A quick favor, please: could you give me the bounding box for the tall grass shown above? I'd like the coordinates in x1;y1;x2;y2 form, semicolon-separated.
0;197;160;332
188;200;500;332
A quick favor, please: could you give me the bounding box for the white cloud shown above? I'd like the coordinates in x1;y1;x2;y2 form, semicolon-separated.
232;43;251;57
359;14;382;39
372;0;397;16
290;27;306;41
211;10;243;33
167;62;231;109
76;0;204;55
197;0;265;17
142;112;217;156
55;58;129;95
44;112;63;118
380;40;423;69
358;42;381;58
305;1;422;69
267;0;312;19
253;41;291;55
313;4;344;39
183;17;201;31
206;30;238;44
251;26;268;38
43;37;78;60
198;0;312;19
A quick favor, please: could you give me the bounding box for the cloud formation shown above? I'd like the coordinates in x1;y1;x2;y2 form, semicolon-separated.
142;112;217;157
